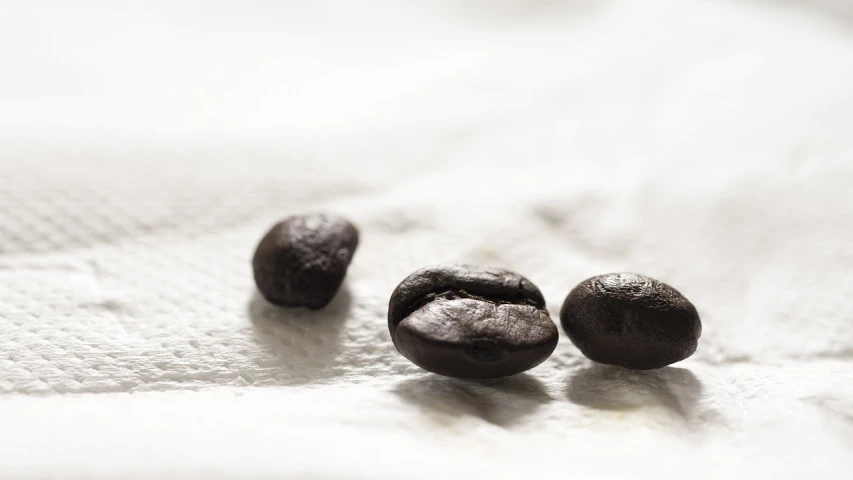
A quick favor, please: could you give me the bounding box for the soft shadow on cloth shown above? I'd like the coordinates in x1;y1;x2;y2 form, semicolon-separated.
760;0;853;26
393;373;552;427
247;287;352;385
565;364;703;420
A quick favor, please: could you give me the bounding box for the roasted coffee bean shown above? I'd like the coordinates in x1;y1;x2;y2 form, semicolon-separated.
388;264;559;378
253;214;358;310
560;273;701;370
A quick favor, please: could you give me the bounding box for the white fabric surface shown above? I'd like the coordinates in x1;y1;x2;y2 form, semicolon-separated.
1;0;853;478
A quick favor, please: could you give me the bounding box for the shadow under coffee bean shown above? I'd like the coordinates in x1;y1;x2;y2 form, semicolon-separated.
393;373;552;427
388;264;559;379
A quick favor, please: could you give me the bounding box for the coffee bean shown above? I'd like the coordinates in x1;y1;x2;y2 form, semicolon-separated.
388;264;559;378
560;273;701;370
253;214;358;310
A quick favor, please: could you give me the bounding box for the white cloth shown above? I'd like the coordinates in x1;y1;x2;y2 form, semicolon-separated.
1;0;852;478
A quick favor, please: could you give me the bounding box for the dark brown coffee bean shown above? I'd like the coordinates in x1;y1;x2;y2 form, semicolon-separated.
253;214;358;310
388;264;559;378
560;273;701;370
